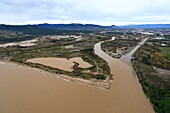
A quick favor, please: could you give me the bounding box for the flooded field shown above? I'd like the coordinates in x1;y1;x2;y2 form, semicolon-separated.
0;39;37;48
27;57;92;72
0;41;155;113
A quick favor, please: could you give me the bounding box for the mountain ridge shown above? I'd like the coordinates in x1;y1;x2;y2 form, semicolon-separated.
119;24;170;29
0;23;170;35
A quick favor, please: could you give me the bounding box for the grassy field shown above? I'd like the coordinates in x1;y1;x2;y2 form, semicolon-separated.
159;47;170;59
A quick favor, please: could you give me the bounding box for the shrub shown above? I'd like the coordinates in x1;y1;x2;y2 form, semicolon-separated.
96;74;106;80
142;56;151;65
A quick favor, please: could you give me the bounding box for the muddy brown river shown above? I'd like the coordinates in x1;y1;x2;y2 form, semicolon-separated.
0;41;154;113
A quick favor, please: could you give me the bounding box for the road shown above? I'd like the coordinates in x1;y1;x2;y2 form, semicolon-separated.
120;38;149;67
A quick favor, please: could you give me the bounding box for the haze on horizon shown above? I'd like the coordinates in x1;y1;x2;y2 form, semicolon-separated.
0;0;170;26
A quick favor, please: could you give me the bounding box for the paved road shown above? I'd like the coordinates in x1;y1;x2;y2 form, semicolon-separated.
120;38;149;67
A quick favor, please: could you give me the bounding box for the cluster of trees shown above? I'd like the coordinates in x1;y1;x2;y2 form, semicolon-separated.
132;44;170;113
141;79;170;113
142;55;151;65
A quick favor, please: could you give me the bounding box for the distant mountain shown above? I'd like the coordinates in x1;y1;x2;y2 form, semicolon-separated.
119;24;170;29
0;24;117;34
0;24;59;35
1;23;170;35
35;23;116;31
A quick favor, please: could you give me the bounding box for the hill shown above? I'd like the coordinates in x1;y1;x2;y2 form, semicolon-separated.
0;24;117;35
0;24;60;35
119;24;170;29
35;23;116;30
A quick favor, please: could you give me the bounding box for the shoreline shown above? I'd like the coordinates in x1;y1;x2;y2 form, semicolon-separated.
94;41;155;113
1;60;112;91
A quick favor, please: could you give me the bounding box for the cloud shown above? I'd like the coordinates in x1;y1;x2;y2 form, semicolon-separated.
0;0;170;25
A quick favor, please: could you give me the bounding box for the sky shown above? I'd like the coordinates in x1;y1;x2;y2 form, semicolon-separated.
0;0;170;26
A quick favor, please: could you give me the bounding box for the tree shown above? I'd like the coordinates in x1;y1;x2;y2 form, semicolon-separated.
142;56;151;65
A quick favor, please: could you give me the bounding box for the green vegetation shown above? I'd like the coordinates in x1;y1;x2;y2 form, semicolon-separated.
0;30;37;44
140;78;170;113
132;42;170;113
137;44;170;70
159;47;170;59
95;74;106;80
0;36;111;81
0;36;35;44
101;39;140;58
142;55;151;65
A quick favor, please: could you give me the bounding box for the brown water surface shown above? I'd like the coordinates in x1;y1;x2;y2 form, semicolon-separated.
0;41;155;113
27;57;92;72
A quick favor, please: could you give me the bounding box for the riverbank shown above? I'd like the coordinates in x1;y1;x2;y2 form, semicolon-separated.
1;60;111;91
132;43;170;113
94;41;155;113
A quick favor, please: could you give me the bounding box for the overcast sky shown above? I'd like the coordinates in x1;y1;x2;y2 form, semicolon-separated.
0;0;170;25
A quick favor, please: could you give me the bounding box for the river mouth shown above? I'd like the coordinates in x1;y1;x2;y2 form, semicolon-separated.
27;57;92;72
0;41;155;113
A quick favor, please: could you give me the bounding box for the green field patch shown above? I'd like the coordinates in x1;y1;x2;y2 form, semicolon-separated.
159;47;170;59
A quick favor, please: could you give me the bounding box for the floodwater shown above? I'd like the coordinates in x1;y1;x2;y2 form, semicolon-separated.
0;41;155;113
0;39;37;48
27;57;92;72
